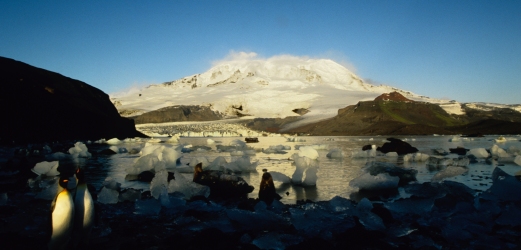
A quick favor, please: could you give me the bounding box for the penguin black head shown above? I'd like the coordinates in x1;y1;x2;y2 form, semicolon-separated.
58;175;77;190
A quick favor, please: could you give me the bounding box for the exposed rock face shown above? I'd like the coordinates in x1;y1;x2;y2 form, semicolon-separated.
0;57;144;144
287;92;521;136
373;91;412;102
131;105;223;124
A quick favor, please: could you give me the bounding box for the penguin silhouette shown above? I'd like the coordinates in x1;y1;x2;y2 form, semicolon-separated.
258;172;282;205
72;167;94;249
49;175;76;250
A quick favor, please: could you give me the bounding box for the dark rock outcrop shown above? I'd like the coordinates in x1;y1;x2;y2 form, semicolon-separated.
377;138;419;155
131;105;223;124
0;57;145;144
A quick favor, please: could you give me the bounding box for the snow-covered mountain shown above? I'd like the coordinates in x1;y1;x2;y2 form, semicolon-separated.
110;54;518;129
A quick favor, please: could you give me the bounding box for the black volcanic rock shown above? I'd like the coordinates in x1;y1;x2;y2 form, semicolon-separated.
377;138;419;155
132;105;223;124
0;57;145;144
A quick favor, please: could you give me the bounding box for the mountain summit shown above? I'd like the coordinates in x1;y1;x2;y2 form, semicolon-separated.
111;55;428;127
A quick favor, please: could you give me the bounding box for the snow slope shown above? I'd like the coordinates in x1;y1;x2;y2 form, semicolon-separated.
110;53;518;128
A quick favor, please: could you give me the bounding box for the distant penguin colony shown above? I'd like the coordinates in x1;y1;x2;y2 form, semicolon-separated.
49;168;94;250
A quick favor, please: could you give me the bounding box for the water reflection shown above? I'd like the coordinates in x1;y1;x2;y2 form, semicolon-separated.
78;135;521;204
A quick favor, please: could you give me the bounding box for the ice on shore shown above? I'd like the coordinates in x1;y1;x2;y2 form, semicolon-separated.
32;161;59;176
326;148;343;159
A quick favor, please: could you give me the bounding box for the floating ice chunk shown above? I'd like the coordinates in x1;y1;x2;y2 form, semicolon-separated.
150;170;169;199
490;144;511;158
167;134;180;143
449;136;461;142
32;161;59;176
403;153;430;162
140;144;162;156
326;148;343;158
432;166;468;182
291;153;319;185
493;136;506;143
102;177;121;190
468;148;489;158
230;150;244;156
263;145;290;154
207;138;215;145
269;171;291;184
205;156;227;171
515;156;521;166
298;146;319;160
68;142;91;158
126;154;159;175
161;146;182;167
109;146;119;153
189;156;210;169
229;139;246;148
286;137;306;142
351;147;377;158
97;187;119;204
167;171;210;199
134;199;161;215
349;172;399;191
225;156;258;172
356;198;373;212
227;208;288;231
106;138;122;145
507;146;521;156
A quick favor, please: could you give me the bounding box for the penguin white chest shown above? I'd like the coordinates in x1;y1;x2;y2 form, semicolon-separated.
50;190;75;249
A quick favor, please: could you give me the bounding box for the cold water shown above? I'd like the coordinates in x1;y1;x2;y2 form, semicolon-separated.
84;135;521;204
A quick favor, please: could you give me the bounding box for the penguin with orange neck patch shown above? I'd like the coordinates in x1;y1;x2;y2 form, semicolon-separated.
193;163;254;199
258;171;282;205
72;167;94;249
49;175;76;250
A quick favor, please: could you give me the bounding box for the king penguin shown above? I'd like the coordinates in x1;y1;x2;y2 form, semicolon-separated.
49;175;76;250
72;167;95;249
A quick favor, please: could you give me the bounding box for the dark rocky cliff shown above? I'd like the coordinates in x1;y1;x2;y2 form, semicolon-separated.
0;57;145;144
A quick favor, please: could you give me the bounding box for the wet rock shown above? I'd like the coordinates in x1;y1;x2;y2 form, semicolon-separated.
377;138;418;155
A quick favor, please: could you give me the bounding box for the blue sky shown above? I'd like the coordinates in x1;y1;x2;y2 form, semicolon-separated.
1;1;520;104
